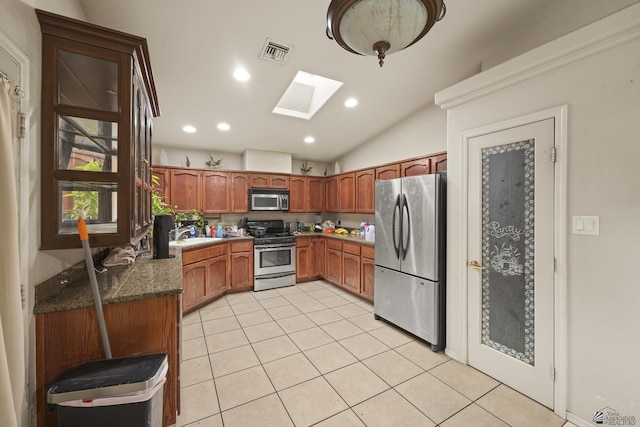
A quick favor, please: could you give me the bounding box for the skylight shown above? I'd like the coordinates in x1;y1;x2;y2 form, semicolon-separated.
272;71;343;120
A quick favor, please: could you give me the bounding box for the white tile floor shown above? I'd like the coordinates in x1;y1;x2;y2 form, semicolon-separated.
175;280;569;427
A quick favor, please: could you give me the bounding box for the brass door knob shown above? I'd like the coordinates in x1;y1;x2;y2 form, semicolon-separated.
469;260;487;270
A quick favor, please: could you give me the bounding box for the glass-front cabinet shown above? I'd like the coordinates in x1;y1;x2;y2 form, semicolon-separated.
38;10;159;249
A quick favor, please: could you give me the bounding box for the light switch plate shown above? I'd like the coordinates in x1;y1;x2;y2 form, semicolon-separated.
572;216;600;236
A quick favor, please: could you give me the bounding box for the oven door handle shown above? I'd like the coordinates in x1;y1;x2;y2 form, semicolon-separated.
255;244;295;251
255;272;296;280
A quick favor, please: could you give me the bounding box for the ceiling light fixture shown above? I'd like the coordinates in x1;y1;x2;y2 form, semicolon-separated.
217;122;231;131
304;136;315;144
182;125;196;133
326;0;446;67
345;97;358;108
233;67;250;81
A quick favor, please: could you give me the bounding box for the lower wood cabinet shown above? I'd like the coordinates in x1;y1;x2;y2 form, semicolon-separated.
229;241;253;292
296;237;311;282
342;242;361;294
310;237;326;278
182;243;228;313
360;245;375;302
325;240;343;285
36;295;181;427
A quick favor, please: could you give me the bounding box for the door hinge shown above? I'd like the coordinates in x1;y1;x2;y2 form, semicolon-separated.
550;366;556;381
550;147;557;163
553;257;557;272
18;113;26;138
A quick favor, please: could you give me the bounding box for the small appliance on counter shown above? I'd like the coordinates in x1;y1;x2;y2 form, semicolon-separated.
153;214;175;259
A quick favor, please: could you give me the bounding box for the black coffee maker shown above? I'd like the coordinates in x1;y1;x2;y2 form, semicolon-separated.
153;214;175;259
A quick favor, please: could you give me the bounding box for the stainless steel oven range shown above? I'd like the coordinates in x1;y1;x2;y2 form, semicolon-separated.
244;220;296;291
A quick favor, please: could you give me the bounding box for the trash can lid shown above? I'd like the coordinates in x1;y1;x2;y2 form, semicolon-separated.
47;353;168;404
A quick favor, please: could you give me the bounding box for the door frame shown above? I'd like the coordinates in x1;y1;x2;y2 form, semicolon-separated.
458;105;567;417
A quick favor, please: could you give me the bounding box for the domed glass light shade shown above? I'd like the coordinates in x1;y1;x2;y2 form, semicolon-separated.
327;0;446;67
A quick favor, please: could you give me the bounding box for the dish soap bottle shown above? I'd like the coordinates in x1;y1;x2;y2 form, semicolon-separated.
360;220;366;238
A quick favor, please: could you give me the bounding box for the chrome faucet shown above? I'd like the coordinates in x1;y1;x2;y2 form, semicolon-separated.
172;226;193;241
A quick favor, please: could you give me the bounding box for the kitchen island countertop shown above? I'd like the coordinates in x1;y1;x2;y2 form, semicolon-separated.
34;248;183;315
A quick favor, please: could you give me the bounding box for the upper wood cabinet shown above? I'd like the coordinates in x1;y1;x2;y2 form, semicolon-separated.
38;10;159;249
432;153;448;172
401;157;431;176
375;164;400;181
325;176;340;212
339;173;356;212
202;171;230;214
249;173;289;189
170;169;201;212
355;169;375;213
290;175;325;213
289;176;307;213
230;173;249;213
152;167;171;198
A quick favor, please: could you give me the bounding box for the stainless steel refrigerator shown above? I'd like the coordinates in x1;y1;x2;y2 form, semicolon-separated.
374;173;445;351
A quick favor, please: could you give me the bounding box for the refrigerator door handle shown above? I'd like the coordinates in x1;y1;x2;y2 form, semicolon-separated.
392;194;401;259
401;193;410;261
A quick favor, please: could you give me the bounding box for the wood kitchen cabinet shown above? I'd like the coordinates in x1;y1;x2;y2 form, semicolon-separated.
339;173;356;212
401;157;431;176
202;170;230;214
229;240;253;292
230;173;249;213
296;237;311;282
289;176;307;213
311;237;326;279
290;176;325;213
325;239;343;285
432;153;447;172
308;177;325;213
360;245;375;302
250;173;289;189
152;167;171;199
38;10;159;249
376;163;401;180
342;242;361;294
170;169;201;213
355;169;375;213
325;176;340;212
36;295;180;427
181;243;228;313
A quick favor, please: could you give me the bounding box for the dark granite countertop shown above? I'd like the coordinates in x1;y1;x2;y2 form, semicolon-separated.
34;248;183;315
294;231;375;246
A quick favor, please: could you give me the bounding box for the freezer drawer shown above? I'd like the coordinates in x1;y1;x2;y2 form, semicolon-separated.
374;266;440;348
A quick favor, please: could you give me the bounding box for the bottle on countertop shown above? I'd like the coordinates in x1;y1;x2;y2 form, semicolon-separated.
360;220;366;237
216;224;223;238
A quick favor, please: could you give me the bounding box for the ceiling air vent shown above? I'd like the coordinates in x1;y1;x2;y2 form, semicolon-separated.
260;39;292;64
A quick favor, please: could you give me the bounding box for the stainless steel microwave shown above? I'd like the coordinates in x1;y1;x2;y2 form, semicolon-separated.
249;188;289;211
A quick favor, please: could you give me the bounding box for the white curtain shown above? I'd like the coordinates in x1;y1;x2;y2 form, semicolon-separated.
0;79;25;427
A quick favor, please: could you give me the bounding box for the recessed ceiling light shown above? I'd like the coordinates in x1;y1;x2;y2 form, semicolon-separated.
217;122;231;131
233;67;250;82
304;136;315;144
182;125;196;133
345;97;358;108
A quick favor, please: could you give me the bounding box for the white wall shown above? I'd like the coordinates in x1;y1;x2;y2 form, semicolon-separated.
338;103;447;172
437;4;640;423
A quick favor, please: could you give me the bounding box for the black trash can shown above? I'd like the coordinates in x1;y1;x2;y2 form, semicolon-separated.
47;353;168;427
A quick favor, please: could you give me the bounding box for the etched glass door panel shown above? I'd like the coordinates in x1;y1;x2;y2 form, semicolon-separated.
467;118;555;408
481;140;534;365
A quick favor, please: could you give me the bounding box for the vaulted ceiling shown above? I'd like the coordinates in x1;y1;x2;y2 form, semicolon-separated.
77;0;635;162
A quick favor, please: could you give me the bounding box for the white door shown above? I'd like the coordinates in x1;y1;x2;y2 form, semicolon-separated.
467;118;555;408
